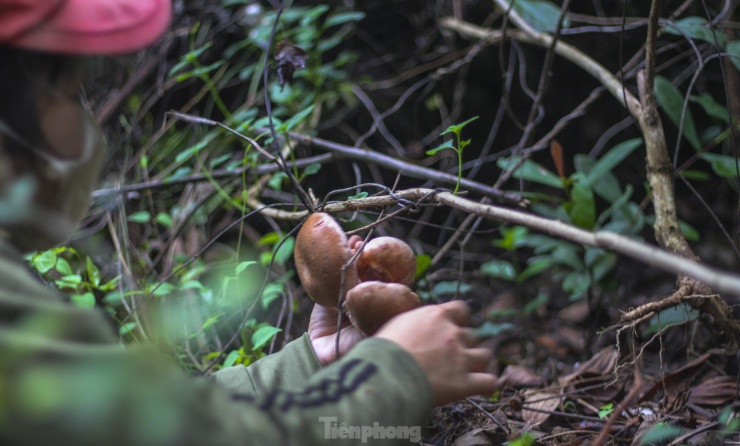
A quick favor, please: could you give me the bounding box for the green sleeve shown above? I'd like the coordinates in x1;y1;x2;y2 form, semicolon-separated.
0;240;433;446
213;332;322;394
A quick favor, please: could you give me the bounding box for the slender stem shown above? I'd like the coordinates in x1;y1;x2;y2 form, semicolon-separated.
455;132;463;194
455;149;462;194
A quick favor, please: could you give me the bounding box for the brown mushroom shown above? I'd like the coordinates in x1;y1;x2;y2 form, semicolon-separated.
344;281;421;336
356;236;416;287
294;212;359;307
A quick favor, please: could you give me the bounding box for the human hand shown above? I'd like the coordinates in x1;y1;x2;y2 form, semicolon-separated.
308;304;365;366
375;300;496;406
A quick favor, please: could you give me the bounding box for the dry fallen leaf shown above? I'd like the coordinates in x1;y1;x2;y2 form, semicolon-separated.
496;365;546;388
521;390;562;428
688;375;740;406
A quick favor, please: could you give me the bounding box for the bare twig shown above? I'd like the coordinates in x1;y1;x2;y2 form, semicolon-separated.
285;131;523;203
440;15;642;117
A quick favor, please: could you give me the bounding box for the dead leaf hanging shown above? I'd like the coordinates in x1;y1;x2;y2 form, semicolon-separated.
274;40;308;89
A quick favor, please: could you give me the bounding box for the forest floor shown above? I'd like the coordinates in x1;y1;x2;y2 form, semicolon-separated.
420;269;740;445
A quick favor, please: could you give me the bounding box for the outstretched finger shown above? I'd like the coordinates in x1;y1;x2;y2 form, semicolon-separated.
465;372;499;398
465;347;492;372
439;300;470;326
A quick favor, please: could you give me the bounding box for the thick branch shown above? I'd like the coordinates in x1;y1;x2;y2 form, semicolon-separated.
638;0;696;260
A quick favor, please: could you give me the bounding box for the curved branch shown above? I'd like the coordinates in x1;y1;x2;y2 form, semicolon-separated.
439;15;642;118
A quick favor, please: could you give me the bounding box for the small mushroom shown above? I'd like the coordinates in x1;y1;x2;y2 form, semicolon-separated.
344;281;421;336
294;212;359;307
356;236;416;287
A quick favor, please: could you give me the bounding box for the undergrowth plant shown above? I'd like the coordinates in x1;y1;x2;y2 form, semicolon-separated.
427;116;479;194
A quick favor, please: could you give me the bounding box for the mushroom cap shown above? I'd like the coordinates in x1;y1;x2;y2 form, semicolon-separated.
344;281;421;336
356;236;416;287
294;212;359;307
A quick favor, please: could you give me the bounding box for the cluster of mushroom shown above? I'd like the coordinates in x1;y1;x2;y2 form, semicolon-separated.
294;212;421;336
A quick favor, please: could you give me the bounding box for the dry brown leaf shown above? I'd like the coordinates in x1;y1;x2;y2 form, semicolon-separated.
521;390;562;428
453;426;507;446
496;365;546;388
688;375;740;406
560;347;619;386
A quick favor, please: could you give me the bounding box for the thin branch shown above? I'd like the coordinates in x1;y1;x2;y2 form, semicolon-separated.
309;188;740;297
285;131;523;203
440;15;642;118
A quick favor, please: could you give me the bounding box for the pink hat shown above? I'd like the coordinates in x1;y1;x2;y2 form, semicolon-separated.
0;0;171;54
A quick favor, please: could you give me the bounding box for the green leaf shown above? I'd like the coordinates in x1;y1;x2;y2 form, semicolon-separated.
497;156;563;189
585;138;643;186
235;261;256;275
517;258;552;282
640;422;682;444
508;0;571;33
474;321;515;337
565;174;595;229
167;44;211;78
71;292;95;309
348;192;369;200
86;257;100;287
303;163;322;176
690;93;730;121
480;260;517;281
493;226;528;251
598;403;614;419
300;4;330;28
679;169;710;181
55;257;73;276
507;432;536;446
251;326;282;351
127;211;151;224
55;274;82;290
701;153;740;178
441;116;479;136
523;293;548;315
431;281;472;297
267;172;287;190
0;176;36;223
222;350;241;368
562;271;591;300
281;105;315;132
174;132;218;164
32;250;57;274
727;40;740;72
665;17;726;47
654;76;701;150
271;236;295;265
324;11;365;28
258;232;281;246
150;282;175;297
586;249;616;282
426;140;455;156
679;220;700;242
262;282;283;309
644;304;698;336
414;254;431;280
118;322;137;336
156;212;174;228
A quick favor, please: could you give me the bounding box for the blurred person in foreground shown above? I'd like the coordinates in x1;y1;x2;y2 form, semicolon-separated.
0;1;496;444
